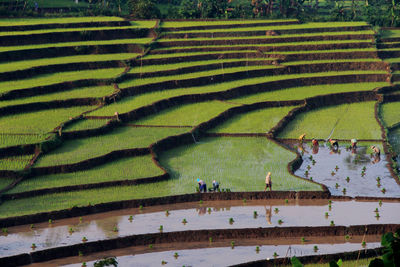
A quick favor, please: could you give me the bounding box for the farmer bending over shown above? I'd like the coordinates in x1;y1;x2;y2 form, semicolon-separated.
197;179;207;193
329;139;339;149
212;180;219;192
351;139;357;149
298;133;306;144
312;138;319;146
370;145;381;156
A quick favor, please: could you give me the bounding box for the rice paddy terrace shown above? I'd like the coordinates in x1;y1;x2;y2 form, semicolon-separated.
0;17;399;266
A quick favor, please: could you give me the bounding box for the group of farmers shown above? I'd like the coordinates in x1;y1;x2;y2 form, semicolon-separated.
197;135;382;193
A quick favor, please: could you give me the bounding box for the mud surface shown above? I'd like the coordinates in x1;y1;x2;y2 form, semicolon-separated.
1;199;398;258
293;143;400;197
30;236;381;267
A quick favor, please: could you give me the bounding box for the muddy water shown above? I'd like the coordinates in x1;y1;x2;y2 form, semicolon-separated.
29;236;381;267
1;200;399;258
294;143;400;197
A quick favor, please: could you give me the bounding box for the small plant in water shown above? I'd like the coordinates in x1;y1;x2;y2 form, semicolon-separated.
48;219;53;224
256;246;260;253
129;215;133;222
345;235;350;240
229;218;235;225
382;188;386;194
274;208;279;213
273;252;278;258
301;237;306;243
379;200;383;206
209;237;213;243
331;171;335;176
81;262;87;267
312;159;316;165
208;208;212;214
346;177;350;183
328;200;332;204
253;211;258;218
305;170;309;176
310;177;313;181
30;224;34;229
328;204;332;210
139;205;143;210
182;218;188;224
278;219;283;225
1;228;8;234
199;200;203;204
149;244;153;249
78;251;83;257
69;227;74;234
342;188;346;195
161;260;167;265
377;181;381;187
243;198;247;203
330;220;335;226
307;165;311;170
309;155;313;160
31;243;36;249
165;210;170;216
362;241;366;247
82;237;88;242
314;245;318;252
376;177;381;182
325;212;329;218
375;208;379;212
335;183;339;189
113;226;118;232
159;225;163;232
79;217;83;223
174;252;179;259
335;165;339;171
375;212;380;218
285;199;289;204
362;166;367;171
231;241;235;248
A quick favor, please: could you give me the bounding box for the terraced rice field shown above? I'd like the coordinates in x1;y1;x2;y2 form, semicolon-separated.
0;17;399;267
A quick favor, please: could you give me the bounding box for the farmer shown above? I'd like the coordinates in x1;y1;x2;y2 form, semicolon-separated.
312;138;319;146
351;139;357;149
197;179;207;193
264;172;272;192
212;180;219;192
329;139;339;149
370;145;381;156
298;133;306;143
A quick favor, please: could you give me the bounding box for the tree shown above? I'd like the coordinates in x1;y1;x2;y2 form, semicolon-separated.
129;0;161;18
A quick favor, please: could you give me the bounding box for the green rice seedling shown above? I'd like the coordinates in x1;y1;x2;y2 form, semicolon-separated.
0;68;124;95
208;208;212;214
1;228;8;234
30;224;34;229
362;241;366;247
182;218;187;224
35;127;187;167
174;252;179;259
48;219;53;224
79;217;83;223
278;219;283;225
209;237;213;243
375;208;379;212
0;155;33;171
69;227;74;234
161;260;167;265
243;198;247;204
330;221;335;226
159;225;163;232
82;237;88;242
310;177;313;181
165;210;170;216
113;226;118;232
274;208;279;213
379;200;383;206
301;237;306;243
285;199;289;204
329;204;332;210
335;165;339;171
256;246;260;253
273;252;278;258
231;241;235;248
376;177;381;182
342;188;347;194
325;212;329;218
312;159;316;165
307;165;311;170
314;245;318;252
139;205;143;210
63;119;109;132
278;102;382;140
345;235;351;240
149;244;153;249
31;243;36;249
229;218;234;224
82;262;87;267
253;211;258;218
335;183;339;189
380;102;400;128
129;215;133;222
199;200;203;204
346;177;350;182
328;200;332;204
382;188;386;194
375;212;380;218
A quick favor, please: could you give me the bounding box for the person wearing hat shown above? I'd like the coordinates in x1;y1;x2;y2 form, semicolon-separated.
264;172;272;192
212;180;219;192
298;133;306;143
351;139;357;149
329;139;339;149
370;145;381;156
197;179;207;193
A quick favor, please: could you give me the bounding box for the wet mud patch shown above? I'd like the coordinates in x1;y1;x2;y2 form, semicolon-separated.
293;142;400;197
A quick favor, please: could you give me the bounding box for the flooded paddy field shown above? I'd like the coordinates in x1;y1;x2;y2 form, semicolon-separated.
293;143;400;197
1;199;398;258
25;235;381;267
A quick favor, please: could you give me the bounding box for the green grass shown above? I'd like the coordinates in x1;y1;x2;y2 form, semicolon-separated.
278;101;382;140
158;30;375;42
161;19;298;28
0;25;151;37
35;126;188;167
210;106;295;133
0;38;152;53
0;17;124;26
169;22;368;33
0;137;321;218
0;106;92;134
0;155;33;170
0;53;139;73
128;58;268;74
0;178;13;191
63;119;109;132
380;102;400;127
384;57;400;63
0;134;47;148
282;58;381;65
8;155;164;194
381;29;400;38
0;85;114;109
120;65;280;88
265;48;376;55
159;137;322;192
0;68;124;94
303;257;376;267
133;101;238;126
232;82;388;104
